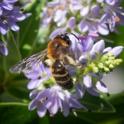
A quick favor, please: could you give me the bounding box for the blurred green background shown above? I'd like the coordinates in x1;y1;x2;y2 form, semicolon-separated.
0;0;124;124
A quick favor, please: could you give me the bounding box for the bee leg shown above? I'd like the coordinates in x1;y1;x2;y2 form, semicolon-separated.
44;59;55;67
64;55;77;66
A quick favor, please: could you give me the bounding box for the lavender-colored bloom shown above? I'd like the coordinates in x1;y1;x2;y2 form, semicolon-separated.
0;41;8;56
0;0;28;35
0;0;17;12
0;7;27;35
25;63;52;90
79;39;111;62
29;85;86;117
99;0;124;33
76;83;100;98
75;73;108;97
3;0;17;4
110;46;123;57
49;27;66;39
67;17;76;30
96;81;108;93
68;34;123;96
25;60;87;117
25;33;123;117
42;0;124;36
24;41;88;117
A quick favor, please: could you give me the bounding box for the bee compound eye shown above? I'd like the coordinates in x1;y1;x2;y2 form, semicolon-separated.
63;35;71;45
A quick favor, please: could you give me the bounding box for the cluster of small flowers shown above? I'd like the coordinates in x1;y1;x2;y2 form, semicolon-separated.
23;0;124;118
42;0;124;37
26;33;123;117
0;0;28;56
2;0;120;118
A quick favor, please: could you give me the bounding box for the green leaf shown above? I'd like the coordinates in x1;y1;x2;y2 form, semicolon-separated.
7;79;29;100
0;106;35;124
74;93;124;124
79;93;115;113
0;102;50;124
19;0;46;56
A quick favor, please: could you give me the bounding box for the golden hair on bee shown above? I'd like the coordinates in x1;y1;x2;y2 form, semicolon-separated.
47;34;71;60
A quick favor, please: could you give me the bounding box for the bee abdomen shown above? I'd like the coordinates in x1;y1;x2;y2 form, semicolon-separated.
56;78;73;89
52;60;73;89
53;72;73;89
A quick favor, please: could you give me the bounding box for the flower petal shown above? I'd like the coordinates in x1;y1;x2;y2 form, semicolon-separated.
87;87;99;96
98;24;109;35
83;75;92;88
11;24;20;31
103;47;112;54
62;100;70;117
37;105;47;117
68;16;75;29
96;81;108;93
27;79;42;89
90;40;105;57
0;25;8;35
110;46;123;57
49;28;66;39
75;84;85;98
69;97;86;109
48;96;59;115
28;99;37;111
0;41;8;56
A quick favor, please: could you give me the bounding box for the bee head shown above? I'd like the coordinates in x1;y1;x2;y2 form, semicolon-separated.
59;33;71;46
52;33;71;50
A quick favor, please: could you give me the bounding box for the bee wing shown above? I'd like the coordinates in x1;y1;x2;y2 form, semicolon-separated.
10;49;47;74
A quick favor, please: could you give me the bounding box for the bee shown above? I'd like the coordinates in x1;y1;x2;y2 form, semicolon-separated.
51;59;73;89
10;33;77;89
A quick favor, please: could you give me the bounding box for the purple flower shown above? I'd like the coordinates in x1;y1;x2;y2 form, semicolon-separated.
0;0;28;35
79;39;112;63
47;34;122;96
75;72;108;97
66;34;123;97
110;46;123;57
25;63;52;90
24;46;87;117
67;17;76;30
29;85;86;117
76;83;100;98
41;0;124;36
24;33;123;117
42;0;67;27
0;0;17;12
0;41;8;56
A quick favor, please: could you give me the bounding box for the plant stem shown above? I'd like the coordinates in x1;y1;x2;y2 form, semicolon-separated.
0;102;28;107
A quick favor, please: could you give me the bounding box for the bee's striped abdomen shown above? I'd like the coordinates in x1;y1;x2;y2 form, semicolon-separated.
52;60;73;89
